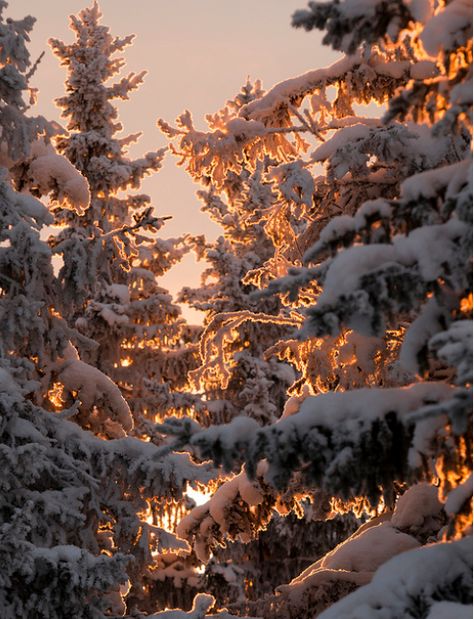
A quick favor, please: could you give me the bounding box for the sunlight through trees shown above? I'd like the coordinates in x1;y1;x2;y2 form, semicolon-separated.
0;0;471;617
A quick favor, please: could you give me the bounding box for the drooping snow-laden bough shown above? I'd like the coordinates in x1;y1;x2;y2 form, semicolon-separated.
158;0;473;616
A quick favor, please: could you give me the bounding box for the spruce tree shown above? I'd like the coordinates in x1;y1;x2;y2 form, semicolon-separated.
159;81;354;607
161;0;472;616
0;4;214;617
2;0;471;616
160;80;296;428
49;2;198;434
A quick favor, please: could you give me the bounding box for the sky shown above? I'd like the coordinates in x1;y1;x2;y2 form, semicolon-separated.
14;0;339;321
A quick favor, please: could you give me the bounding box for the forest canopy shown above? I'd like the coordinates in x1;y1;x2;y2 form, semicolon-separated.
0;1;471;618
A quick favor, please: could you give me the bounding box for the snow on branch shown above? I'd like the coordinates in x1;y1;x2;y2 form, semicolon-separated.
187;382;458;502
318;536;472;619
149;592;260;618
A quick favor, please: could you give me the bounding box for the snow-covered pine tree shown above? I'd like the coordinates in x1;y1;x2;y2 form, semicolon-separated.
160;0;472;616
0;4;90;388
49;2;199;434
0;4;217;617
160;80;296;428
158;81;358;608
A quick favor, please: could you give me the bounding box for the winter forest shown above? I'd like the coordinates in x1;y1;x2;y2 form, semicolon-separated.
0;0;472;617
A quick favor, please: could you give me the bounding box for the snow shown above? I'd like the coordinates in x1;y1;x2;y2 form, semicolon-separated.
410;60;437;80
421;0;472;56
152;527;190;554
213;563;240;584
318;537;473;618
14;192;53;226
194;415;260;448
304;200;393;263
53;343;133;436
394;219;466;282
95;303;129;327
1;0;471;614
321;523;420;572
106;283;130;304
238;48;438;125
189;382;455;515
328;116;381;130
36;544;83;563
339;331;382;374
280;384;311;419
353;199;392;229
427;602;473;619
176;503;209;545
399;298;448;374
177;468;264;558
445;475;473;516
430;320;473;385
208;475;243;530
277;516;421;609
404;0;433;23
316;243;397;306
239;53;362;122
237;472;265;507
150;593;216;618
391;483;442;531
226;118;266;140
400;159;470;201
11;416;47;442
269;161;315;207
304;215;355;262
312;124;372;162
315;217;466;310
0;367;23;397
27;141;90;214
409;413;448;470
451;79;473;105
149;592;257;618
372;60;409;79
294;382;453;428
334;0;380;19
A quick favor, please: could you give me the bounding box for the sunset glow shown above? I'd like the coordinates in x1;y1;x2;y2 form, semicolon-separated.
0;1;471;617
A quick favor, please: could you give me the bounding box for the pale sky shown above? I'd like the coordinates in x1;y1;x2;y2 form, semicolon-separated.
14;0;338;321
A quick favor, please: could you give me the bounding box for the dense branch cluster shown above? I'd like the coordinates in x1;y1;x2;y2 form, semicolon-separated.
0;0;471;618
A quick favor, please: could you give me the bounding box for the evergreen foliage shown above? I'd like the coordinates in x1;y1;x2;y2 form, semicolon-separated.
160;0;473;615
49;3;198;429
0;0;471;617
